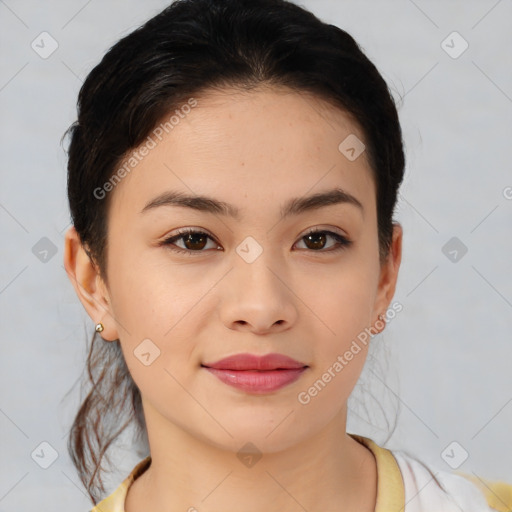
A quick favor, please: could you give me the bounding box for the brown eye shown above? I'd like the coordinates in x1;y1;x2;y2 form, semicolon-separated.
181;232;208;250
296;230;352;252
162;229;220;254
303;232;328;250
161;228;351;256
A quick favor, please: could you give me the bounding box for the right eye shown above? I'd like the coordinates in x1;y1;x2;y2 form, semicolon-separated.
161;228;221;255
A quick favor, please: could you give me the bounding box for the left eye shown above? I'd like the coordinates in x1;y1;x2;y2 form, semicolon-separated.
295;230;351;252
161;228;351;255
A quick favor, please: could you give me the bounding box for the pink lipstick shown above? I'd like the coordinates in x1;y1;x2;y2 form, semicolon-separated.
202;353;308;394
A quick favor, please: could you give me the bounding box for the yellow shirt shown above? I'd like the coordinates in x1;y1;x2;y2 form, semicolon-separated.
90;434;512;511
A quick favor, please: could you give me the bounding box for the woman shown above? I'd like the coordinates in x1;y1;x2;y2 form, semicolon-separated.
62;0;512;510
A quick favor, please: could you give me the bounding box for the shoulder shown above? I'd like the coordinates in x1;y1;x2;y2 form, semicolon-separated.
351;434;512;511
392;448;512;512
455;472;512;512
89;456;152;512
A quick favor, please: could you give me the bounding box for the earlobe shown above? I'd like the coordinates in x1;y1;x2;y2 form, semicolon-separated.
63;226;118;341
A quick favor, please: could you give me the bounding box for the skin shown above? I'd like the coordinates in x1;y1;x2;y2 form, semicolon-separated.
64;85;402;512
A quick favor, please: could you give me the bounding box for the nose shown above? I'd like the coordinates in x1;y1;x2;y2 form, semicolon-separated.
218;249;298;335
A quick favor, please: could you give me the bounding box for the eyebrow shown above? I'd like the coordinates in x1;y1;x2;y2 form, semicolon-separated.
140;187;364;220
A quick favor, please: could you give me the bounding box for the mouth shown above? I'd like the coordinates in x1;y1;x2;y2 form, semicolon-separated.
202;352;307;371
201;353;309;394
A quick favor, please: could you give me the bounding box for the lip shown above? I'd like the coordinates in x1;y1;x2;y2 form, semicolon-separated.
203;353;307;370
202;353;309;394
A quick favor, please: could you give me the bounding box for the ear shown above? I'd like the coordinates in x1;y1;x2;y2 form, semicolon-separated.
372;222;403;332
63;225;119;341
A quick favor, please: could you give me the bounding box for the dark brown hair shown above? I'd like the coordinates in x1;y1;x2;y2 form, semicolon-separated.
62;0;405;504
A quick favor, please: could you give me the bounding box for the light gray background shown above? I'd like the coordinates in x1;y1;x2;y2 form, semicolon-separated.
1;0;511;509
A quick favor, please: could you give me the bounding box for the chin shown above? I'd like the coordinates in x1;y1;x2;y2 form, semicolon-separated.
194;415;309;456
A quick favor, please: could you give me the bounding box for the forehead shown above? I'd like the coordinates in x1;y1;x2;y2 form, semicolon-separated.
108;86;375;220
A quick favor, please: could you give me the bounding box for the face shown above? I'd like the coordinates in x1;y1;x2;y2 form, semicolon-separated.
65;86;402;454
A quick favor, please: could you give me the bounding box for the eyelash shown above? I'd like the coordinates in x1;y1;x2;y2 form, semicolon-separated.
160;227;352;256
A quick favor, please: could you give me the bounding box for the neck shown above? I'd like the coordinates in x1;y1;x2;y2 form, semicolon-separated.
126;401;377;512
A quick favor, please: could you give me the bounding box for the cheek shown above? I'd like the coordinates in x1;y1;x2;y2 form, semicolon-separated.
109;264;204;412
107;246;203;338
106;249;218;383
296;282;374;417
307;262;378;342
303;257;378;395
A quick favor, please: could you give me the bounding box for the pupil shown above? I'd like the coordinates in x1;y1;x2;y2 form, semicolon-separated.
306;233;325;250
185;233;206;250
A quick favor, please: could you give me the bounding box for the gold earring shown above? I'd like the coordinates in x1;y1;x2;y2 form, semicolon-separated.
95;322;104;333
